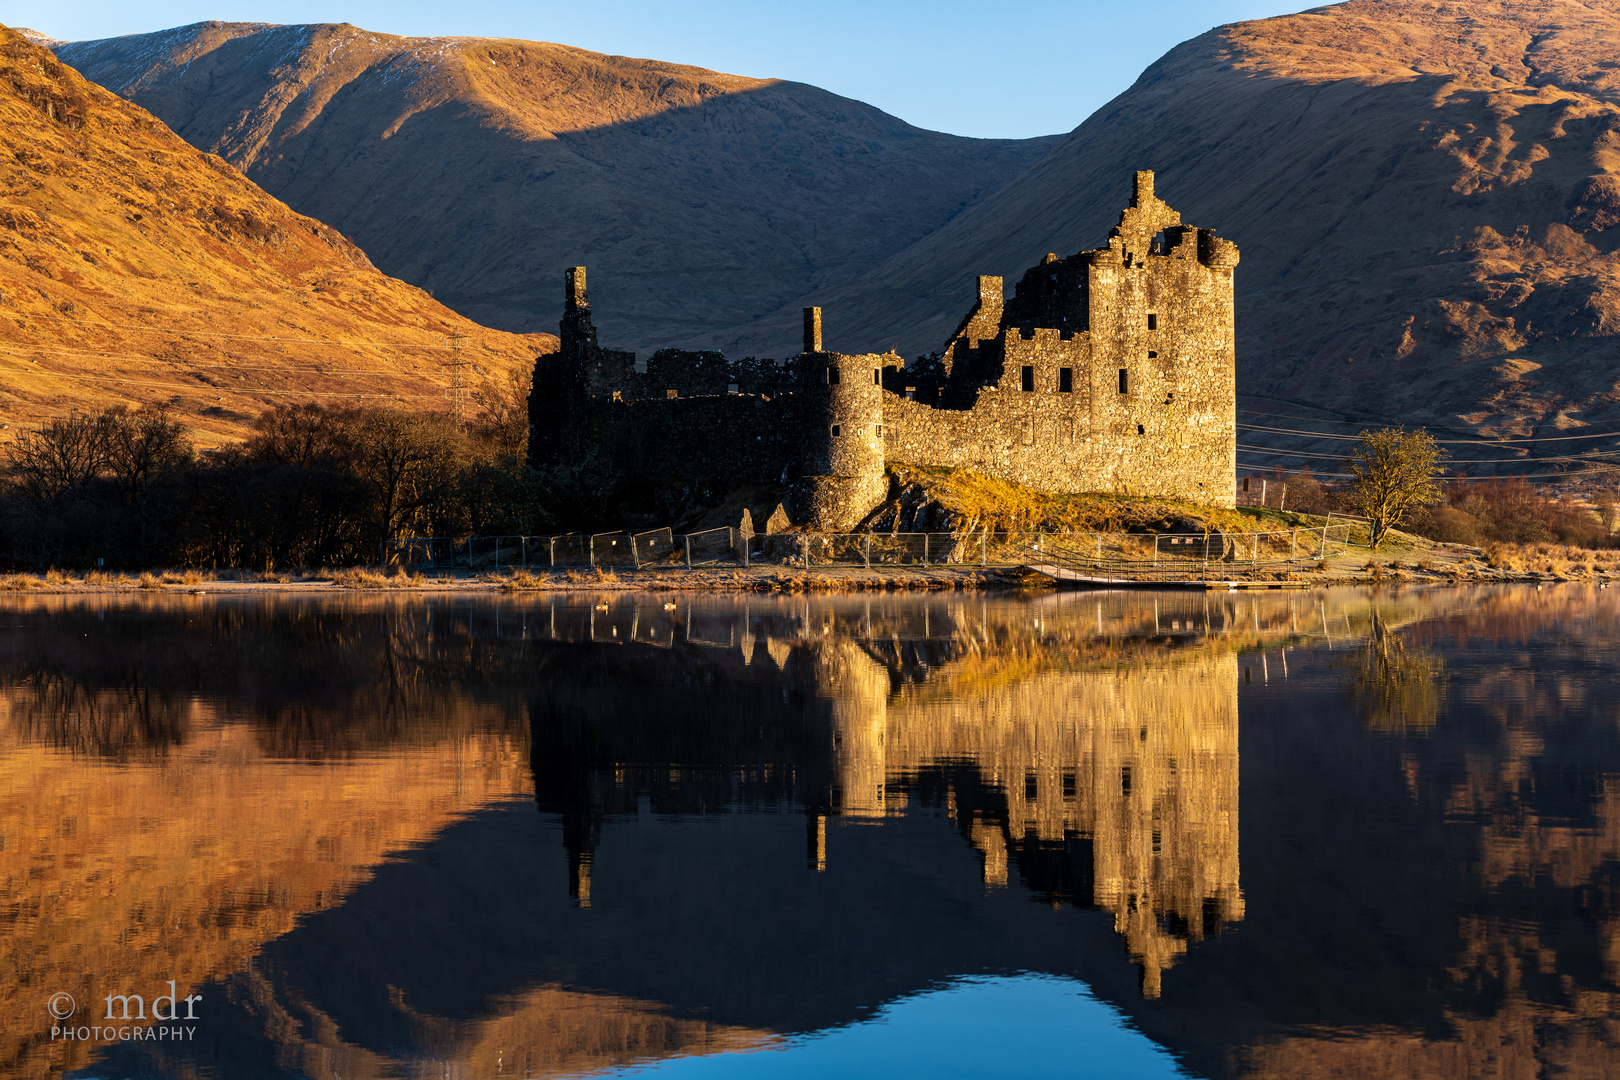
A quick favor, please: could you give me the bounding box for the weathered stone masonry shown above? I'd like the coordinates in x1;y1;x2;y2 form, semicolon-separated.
528;172;1238;528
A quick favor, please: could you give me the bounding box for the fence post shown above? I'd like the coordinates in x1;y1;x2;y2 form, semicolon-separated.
1291;529;1297;562
801;534;810;569
685;534;693;570
1203;529;1210;569
632;534;641;570
549;537;556;567
743;533;750;568
589;536;595;570
864;534;871;569
981;531;987;566
1095;533;1101;566
1321;513;1330;559
495;537;500;569
923;533;930;566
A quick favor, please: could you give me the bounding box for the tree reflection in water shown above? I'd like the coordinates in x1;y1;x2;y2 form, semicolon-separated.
1347;610;1446;732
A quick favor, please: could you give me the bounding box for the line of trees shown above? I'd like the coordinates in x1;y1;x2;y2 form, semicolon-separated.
0;375;537;570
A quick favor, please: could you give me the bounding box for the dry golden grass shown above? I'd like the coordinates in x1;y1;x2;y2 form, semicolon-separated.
0;27;551;449
328;566;426;589
1481;541;1620;575
499;569;546;591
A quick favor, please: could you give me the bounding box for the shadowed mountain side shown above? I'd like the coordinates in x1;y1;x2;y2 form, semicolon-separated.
0;25;549;448
56;22;1060;350
731;0;1620;441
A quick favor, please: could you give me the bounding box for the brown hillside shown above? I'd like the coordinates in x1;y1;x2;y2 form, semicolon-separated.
734;0;1620;458
0;24;551;449
54;22;1057;352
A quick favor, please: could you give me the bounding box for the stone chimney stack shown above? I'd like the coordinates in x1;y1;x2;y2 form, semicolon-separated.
1133;170;1155;206
803;306;823;353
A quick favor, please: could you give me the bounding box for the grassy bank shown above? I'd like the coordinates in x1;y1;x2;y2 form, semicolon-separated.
3;538;1618;594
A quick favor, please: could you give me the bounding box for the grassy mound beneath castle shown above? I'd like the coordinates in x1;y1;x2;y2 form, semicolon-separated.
867;464;1322;535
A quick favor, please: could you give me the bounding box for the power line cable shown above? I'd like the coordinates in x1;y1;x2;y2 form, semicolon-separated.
1237;417;1620;443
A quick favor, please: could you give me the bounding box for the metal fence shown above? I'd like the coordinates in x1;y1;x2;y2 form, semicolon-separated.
383;522;1360;576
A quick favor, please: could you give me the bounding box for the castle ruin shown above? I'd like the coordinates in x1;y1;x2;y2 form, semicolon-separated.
529;171;1238;528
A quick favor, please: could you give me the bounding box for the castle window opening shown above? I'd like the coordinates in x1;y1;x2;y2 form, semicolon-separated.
875;424;882;436
1058;367;1073;393
830;424;841;437
1137;424;1145;435
1062;770;1077;799
1024;772;1038;801
1021;366;1035;392
1118;369;1129;394
873;368;881;385
633;360;648;374
666;389;678;399
1148;351;1157;359
828;365;840;385
728;383;739;394
1147;313;1158;330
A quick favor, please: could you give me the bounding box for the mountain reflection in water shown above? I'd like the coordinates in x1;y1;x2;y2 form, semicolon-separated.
0;587;1615;1080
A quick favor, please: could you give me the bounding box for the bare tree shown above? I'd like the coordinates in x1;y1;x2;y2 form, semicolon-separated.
1343;427;1442;550
471;367;532;461
1596;491;1619;533
7;411;112;508
103;405;194;507
354;410;463;543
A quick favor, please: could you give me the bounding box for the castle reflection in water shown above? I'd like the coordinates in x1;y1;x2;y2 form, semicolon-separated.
13;586;1611;1080
532;593;1269;996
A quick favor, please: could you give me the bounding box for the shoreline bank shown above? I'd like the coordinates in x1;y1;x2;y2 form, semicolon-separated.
3;558;1617;595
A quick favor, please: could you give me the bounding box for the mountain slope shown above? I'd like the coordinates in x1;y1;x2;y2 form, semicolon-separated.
0;24;550;448
56;22;1059;352
742;0;1620;452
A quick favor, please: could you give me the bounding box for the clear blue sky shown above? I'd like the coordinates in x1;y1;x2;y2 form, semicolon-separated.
3;0;1320;139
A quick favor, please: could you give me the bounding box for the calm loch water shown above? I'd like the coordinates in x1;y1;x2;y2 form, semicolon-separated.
2;587;1617;1079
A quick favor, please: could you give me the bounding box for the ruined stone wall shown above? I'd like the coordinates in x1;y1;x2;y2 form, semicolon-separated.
529;171;1238;526
881;328;1095;488
881;171;1236;507
793;349;889;531
574;392;801;484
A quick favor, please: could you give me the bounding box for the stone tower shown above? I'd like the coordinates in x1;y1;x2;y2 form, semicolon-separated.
792;307;888;531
